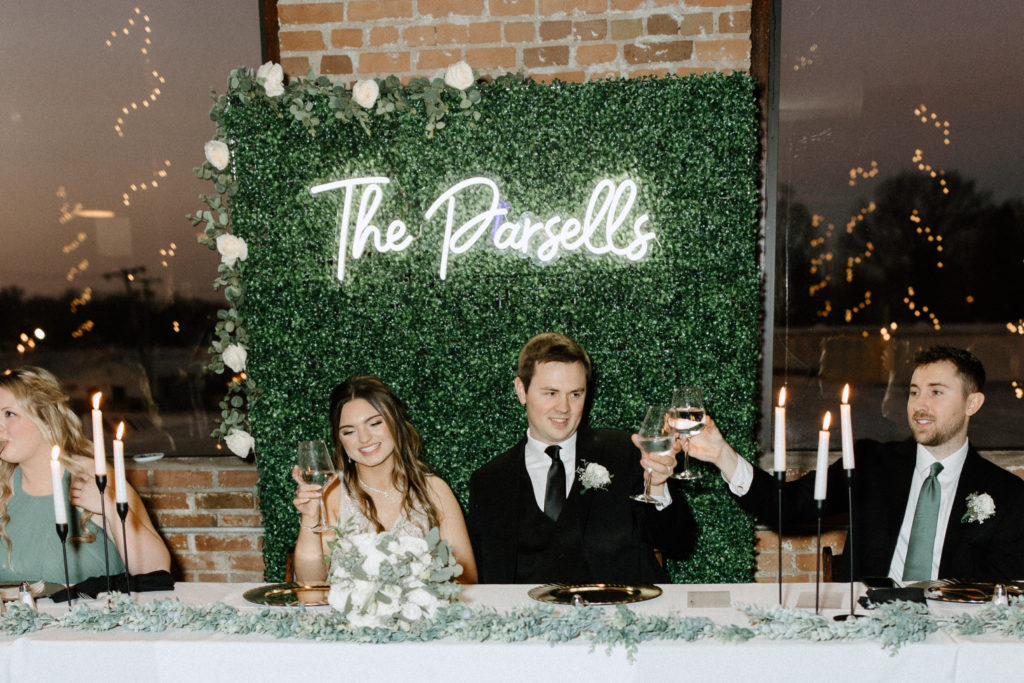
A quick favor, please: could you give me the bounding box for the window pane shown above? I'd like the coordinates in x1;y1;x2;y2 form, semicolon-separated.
0;1;263;455
774;0;1024;448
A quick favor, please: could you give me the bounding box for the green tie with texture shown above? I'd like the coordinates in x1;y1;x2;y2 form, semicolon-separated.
902;462;944;582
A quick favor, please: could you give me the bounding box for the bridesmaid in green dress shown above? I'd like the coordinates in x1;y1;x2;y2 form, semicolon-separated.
0;367;170;584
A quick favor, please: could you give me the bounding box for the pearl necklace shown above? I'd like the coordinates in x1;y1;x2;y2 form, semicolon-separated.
358;479;396;499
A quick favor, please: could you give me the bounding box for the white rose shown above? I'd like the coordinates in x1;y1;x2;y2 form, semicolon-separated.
223;429;254;458
327;584;352;612
400;602;423;622
397;535;428;556
977;495;996;517
215;233;248;267
222;344;247;372
347;610;381;629
443;60;474;90
352;79;379;109
256;61;285;97
204;140;230;170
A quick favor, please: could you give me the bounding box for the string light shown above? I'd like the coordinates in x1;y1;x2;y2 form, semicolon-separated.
107;9;164;138
122;160;171;207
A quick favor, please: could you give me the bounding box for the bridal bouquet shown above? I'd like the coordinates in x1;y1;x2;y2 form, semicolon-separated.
326;522;463;629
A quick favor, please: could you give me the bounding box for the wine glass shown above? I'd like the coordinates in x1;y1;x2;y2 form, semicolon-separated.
670;386;705;480
297;440;337;532
631;405;675;504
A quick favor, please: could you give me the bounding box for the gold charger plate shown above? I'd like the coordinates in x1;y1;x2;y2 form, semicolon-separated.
528;583;662;605
924;581;1023;604
243;582;331;607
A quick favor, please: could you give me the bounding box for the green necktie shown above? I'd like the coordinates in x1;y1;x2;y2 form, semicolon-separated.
902;462;944;582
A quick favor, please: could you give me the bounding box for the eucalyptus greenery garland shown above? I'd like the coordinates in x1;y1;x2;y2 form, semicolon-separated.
7;596;1024;656
192;61;762;583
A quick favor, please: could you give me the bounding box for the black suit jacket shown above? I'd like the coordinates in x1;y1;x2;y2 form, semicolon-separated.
738;439;1024;582
468;429;698;584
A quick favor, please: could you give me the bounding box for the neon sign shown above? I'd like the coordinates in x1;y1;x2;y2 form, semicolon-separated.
310;176;656;282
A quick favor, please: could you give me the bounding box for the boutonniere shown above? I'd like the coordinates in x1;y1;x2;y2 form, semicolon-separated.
577;462;612;492
961;492;996;524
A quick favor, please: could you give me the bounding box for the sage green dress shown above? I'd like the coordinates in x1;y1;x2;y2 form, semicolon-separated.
0;468;125;584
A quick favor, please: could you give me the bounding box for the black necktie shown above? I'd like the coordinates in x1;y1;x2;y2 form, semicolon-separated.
543;445;565;521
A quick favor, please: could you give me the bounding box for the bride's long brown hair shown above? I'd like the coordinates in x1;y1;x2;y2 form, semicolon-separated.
329;376;439;532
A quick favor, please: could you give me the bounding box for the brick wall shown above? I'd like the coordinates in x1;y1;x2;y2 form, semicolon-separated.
128;458;265;582
276;0;752;83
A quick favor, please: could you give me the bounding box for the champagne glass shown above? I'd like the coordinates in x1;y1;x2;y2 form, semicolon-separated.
297;440;337;532
631;405;674;504
671;386;705;480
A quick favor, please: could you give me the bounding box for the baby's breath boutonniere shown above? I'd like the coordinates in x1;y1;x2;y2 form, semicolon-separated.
577;462;612;492
961;492;995;524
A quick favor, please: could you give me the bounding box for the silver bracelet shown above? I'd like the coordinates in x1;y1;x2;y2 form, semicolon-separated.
300;522;319;531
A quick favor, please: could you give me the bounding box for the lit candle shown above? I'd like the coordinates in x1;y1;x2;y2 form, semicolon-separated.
91;393;106;476
814;412;832;500
50;446;68;525
840;384;855;470
113;422;127;504
773;387;787;473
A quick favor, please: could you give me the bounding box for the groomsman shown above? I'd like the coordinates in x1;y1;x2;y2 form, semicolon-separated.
688;346;1024;582
468;332;697;584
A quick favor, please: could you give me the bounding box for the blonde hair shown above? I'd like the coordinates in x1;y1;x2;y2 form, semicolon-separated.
0;367;97;562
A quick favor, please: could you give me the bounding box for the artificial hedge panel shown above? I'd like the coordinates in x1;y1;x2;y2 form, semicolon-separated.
216;72;761;582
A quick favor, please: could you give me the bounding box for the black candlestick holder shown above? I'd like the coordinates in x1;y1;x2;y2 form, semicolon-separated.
95;474;112;596
776;470;785;606
55;522;72;605
815;499;823;614
116;501;131;593
835;468;859;621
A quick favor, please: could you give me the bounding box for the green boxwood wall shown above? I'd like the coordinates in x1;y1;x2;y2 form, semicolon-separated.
218;72;761;582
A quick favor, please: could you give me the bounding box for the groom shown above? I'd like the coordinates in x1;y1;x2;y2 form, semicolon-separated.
468;332;697;584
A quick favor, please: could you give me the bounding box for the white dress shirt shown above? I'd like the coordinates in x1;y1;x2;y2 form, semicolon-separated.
726;439;971;583
524;429;671;510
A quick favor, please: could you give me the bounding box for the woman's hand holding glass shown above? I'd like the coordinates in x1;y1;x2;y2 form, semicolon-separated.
293;440;337;533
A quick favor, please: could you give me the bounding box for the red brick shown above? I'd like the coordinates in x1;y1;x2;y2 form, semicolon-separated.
152;511;217;528
195;491;255;510
610;19;642;40
189;571;232;582
358;52;411;74
152;470;214;489
611;0;643;9
437;24;469;45
347;0;413;20
680;13;714;36
195;533;258;552
624;41;693;64
589;69;620;80
687;0;739;6
175;553;224;571
539;0;605;15
573;20;607;41
217;469;259;488
218;512;264;527
504;22;536;43
465;46;517;68
720;10;751;33
539;20;571;41
647;14;678;36
469;22;501;44
675;66;715;76
544;70;586;83
126;469;150;489
370;26;399;46
162;533;191;551
321;55;354;75
331;28;363;48
795;552;830;573
417;49;463;71
281;57;311;77
229;553;267;572
627;68;673;79
279;30;326;52
694;39;750;62
403;26;436;46
491;0;536;16
523;45;570;68
576;44;617;65
144;492;189;510
278;2;344;25
418;0;485;16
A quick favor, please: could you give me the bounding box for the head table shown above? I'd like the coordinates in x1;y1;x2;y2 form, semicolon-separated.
2;582;1021;683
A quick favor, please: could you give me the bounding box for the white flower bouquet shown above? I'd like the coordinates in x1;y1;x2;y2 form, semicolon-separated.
327;522;462;629
577;461;612;492
961;492;995;524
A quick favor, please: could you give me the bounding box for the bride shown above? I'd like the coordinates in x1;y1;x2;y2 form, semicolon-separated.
291;375;477;584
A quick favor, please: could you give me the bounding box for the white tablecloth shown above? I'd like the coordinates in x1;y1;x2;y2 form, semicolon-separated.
3;582;1023;683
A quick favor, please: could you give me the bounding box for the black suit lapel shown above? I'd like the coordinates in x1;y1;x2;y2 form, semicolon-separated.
878;441;917;569
940;448;982;572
